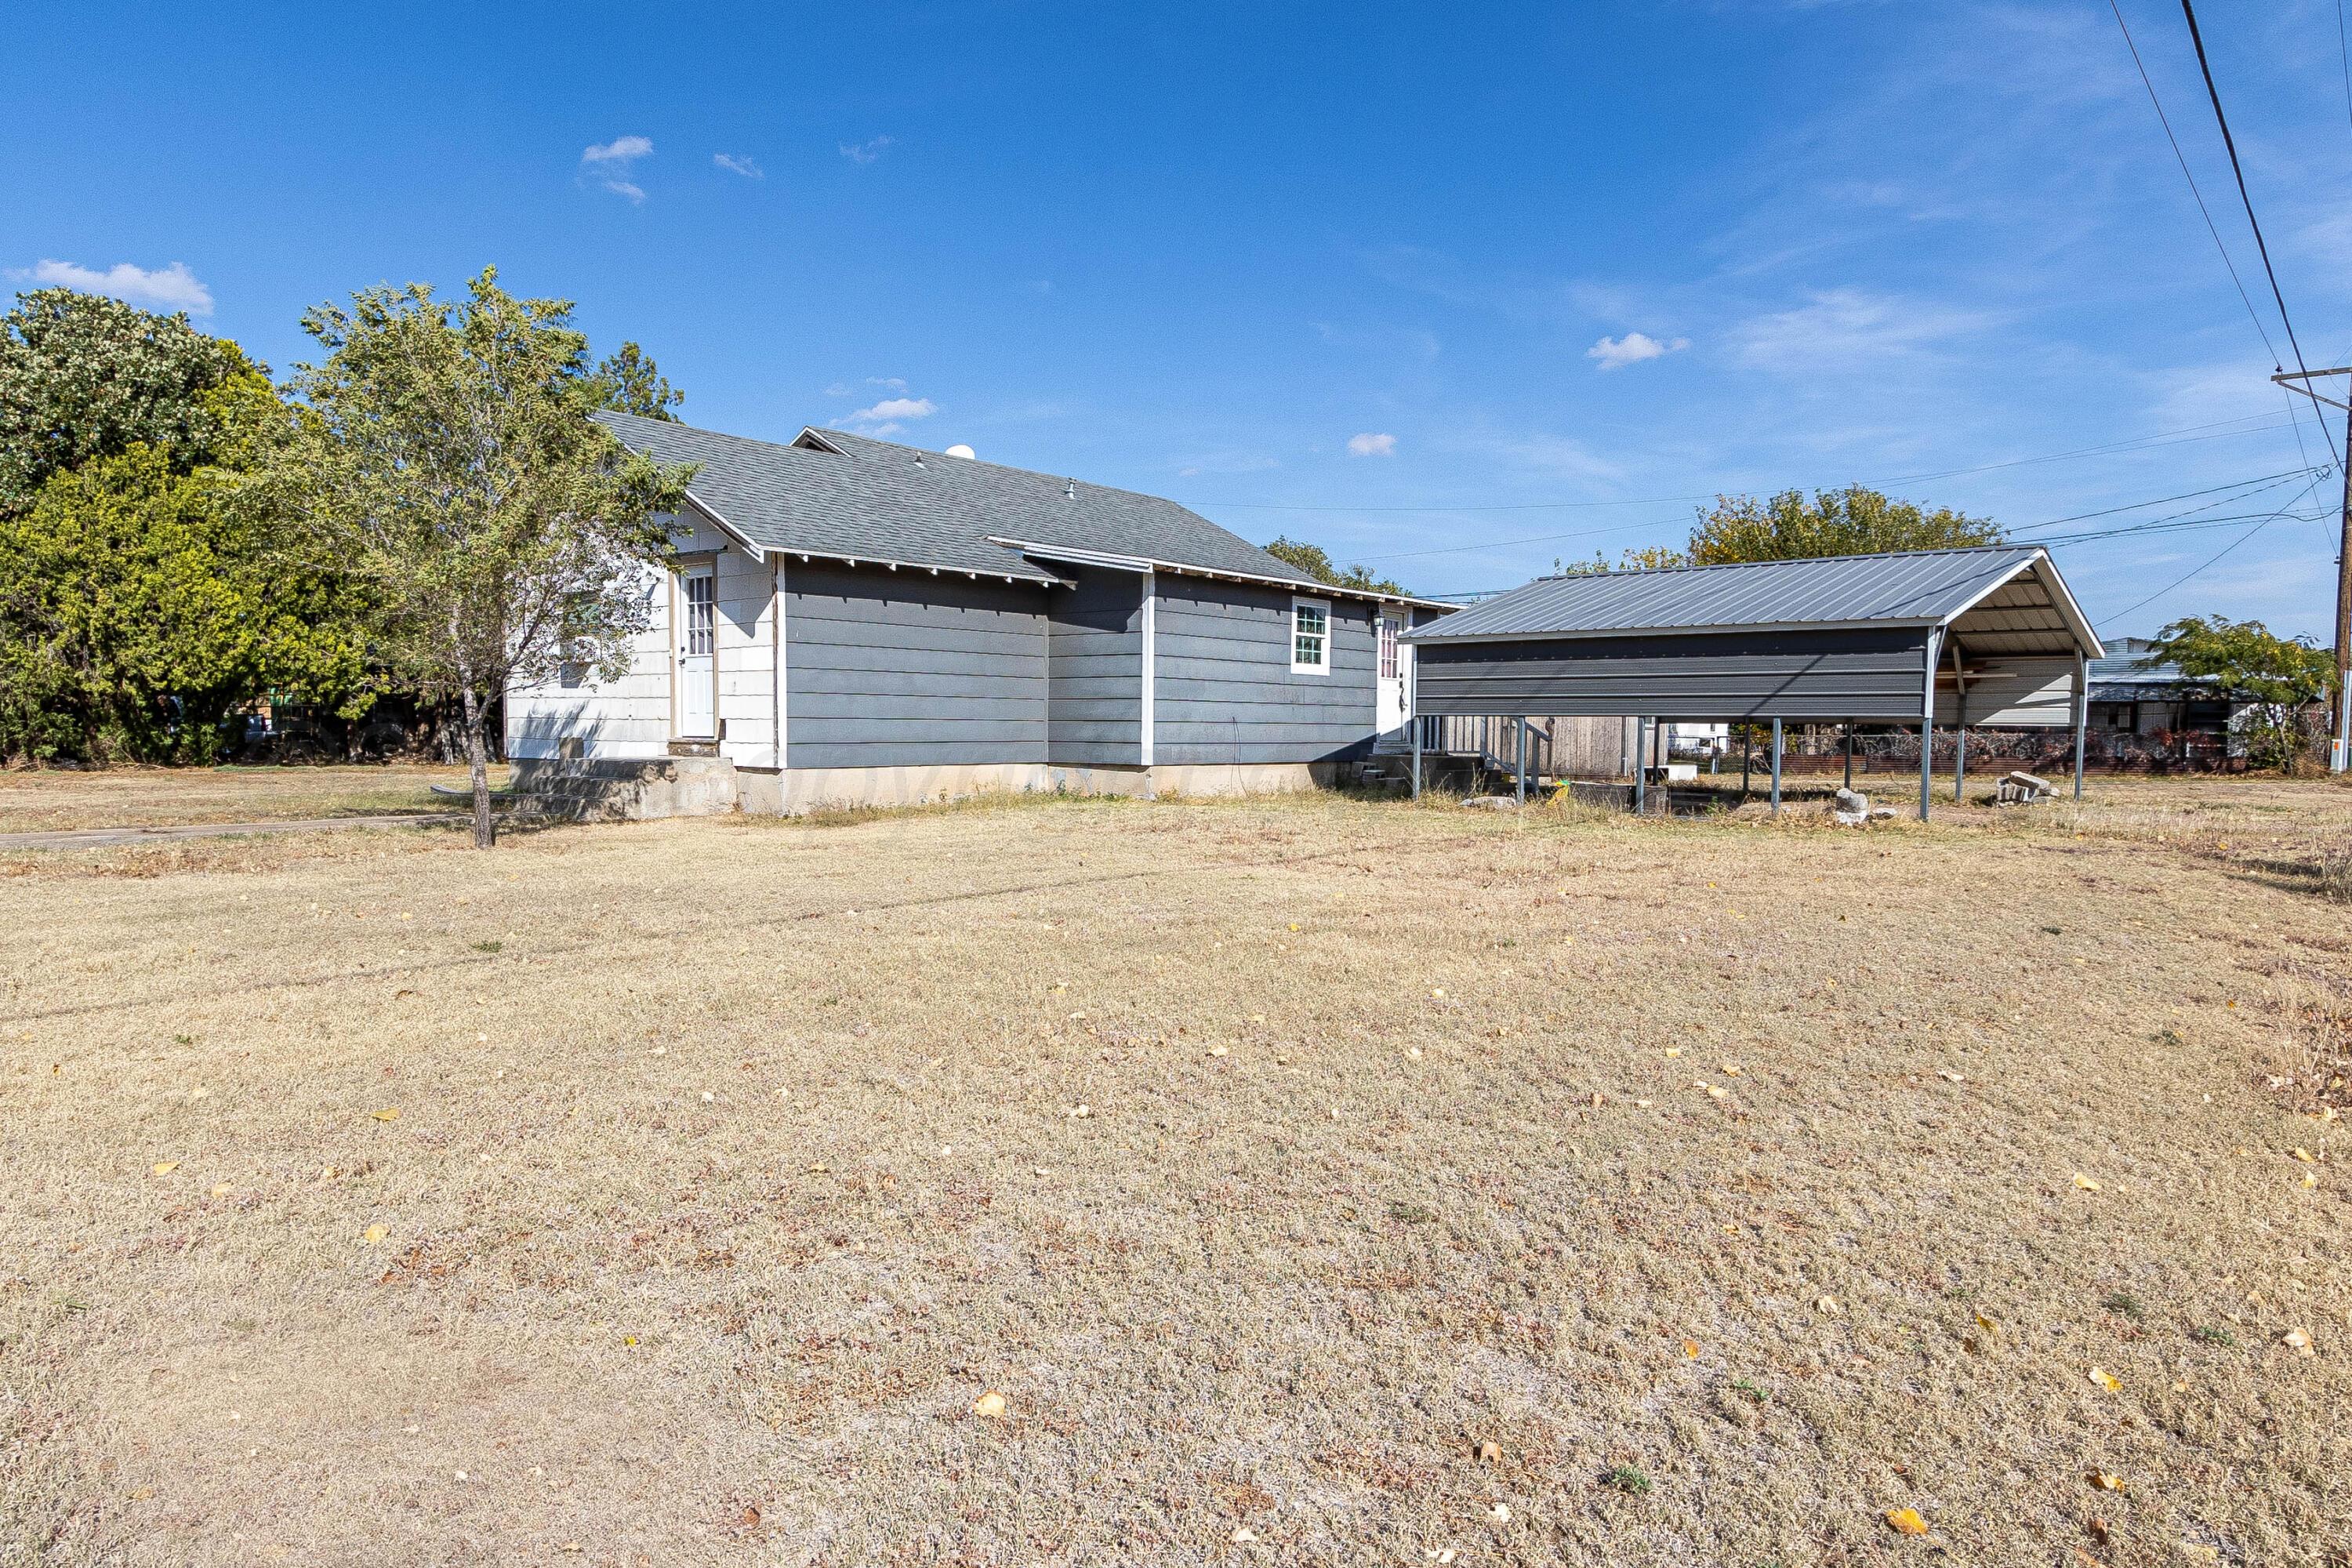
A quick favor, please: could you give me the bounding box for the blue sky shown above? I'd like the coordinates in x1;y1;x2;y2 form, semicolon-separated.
8;2;2350;637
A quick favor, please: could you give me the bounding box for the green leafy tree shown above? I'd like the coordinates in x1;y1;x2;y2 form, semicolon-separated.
0;289;257;514
582;341;683;420
0;434;371;761
1559;543;1689;575
274;268;692;845
0;299;368;762
2147;614;2336;772
1264;535;1405;595
1687;486;2002;565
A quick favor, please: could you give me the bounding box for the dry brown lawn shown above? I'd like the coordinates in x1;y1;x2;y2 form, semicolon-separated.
2;779;2347;1566
0;764;493;835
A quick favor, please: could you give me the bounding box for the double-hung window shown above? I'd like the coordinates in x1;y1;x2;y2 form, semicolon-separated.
1290;597;1330;674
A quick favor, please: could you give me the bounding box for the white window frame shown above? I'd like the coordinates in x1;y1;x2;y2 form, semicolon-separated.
1290;595;1331;675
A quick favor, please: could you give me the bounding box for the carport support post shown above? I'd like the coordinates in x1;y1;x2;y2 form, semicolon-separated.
1955;727;1967;802
1633;717;1647;815
2073;651;2089;800
1769;718;1783;815
1515;719;1527;806
1919;628;1941;823
1410;714;1422;800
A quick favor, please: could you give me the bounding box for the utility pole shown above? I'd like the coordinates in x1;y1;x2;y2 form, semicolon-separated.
2270;368;2352;771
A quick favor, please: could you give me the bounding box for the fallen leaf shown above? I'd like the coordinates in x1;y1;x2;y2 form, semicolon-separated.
1817;1294;1843;1316
1885;1507;1929;1536
1588;1091;1604;1107
1664;1047;1682;1058
2282;1327;2314;1356
2291;1148;2315;1163
2072;1173;2102;1192
973;1389;1007;1418
2088;1366;2120;1392
1937;1069;1965;1083
1209;1044;1229;1058
1473;1440;1502;1464
151;1161;180;1177
1681;1339;1700;1358
210;1183;233;1198
1490;1504;1511;1523
1976;1312;1999;1334
361;1224;388;1244
2086;1471;2125;1492
1231;1526;1259;1543
371;1108;400;1123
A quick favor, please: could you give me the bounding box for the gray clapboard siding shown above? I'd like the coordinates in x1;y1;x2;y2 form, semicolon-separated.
786;561;1050;768
1047;568;1144;765
1152;579;1377;764
1413;627;1934;721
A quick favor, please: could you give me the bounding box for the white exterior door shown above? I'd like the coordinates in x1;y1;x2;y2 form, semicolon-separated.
676;566;716;739
1377;612;1409;734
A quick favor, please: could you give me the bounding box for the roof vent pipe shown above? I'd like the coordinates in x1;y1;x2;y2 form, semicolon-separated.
1064;479;1076;499
913;452;924;467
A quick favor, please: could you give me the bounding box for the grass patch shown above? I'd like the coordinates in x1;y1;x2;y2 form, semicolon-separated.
0;781;2344;1564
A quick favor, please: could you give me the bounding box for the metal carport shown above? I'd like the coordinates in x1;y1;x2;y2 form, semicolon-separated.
1399;546;2107;819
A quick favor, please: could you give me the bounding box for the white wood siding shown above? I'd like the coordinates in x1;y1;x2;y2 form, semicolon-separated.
506;513;775;763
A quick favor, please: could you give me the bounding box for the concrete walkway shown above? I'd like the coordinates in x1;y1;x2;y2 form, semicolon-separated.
0;813;468;851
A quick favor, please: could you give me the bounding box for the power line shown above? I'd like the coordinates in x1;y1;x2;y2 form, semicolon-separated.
2338;0;2352;140
2176;0;2345;468
1360;463;2318;566
2108;0;2280;362
1228;412;2296;533
2094;470;2331;624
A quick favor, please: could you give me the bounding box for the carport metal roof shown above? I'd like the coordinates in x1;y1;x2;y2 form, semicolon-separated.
1403;545;2103;659
1396;546;2107;820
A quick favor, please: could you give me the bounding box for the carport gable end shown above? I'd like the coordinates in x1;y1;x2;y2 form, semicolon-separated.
1399;546;2105;818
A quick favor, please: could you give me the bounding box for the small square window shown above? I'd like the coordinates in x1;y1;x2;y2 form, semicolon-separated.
1291;597;1330;674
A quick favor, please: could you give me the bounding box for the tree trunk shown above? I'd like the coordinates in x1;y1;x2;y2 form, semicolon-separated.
460;685;495;848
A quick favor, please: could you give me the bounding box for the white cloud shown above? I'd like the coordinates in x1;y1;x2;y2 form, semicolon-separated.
1346;432;1398;457
1727;288;1992;372
580;135;653;201
840;136;895;165
12;260;213;316
867;376;907;390
712;152;762;179
844;394;935;435
1586;332;1690;371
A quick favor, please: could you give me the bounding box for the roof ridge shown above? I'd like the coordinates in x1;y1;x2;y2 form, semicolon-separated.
808;426;1229;519
1534;542;2037;582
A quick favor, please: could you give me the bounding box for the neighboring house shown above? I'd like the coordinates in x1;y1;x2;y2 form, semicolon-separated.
507;415;1448;814
2085;637;2241;753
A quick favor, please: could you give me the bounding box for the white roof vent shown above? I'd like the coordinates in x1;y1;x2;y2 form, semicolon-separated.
944;443;976;460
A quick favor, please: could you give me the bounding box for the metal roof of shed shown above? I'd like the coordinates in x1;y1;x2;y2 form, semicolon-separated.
1403;545;2102;658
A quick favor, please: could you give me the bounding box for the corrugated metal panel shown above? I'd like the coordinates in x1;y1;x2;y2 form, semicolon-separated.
1413;628;1935;721
1405;546;2055;641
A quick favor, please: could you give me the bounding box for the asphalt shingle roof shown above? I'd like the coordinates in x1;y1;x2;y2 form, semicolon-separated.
1403;545;2082;643
594;412;1330;590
